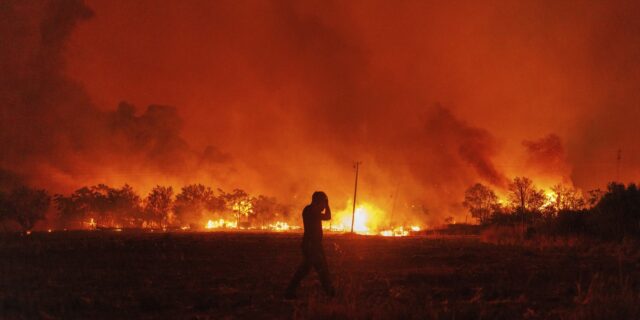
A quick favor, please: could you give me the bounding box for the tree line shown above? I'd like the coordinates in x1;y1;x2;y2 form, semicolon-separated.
0;184;290;232
462;176;640;240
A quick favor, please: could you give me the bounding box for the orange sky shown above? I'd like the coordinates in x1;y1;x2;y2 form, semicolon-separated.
2;0;639;224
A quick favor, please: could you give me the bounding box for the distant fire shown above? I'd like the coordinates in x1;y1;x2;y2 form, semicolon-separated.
205;219;237;229
73;199;426;236
203;219;297;232
327;203;424;237
267;221;291;231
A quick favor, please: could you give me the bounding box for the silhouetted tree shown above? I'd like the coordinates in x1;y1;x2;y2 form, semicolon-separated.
507;177;547;233
54;194;85;228
54;184;143;228
174;184;217;226
108;184;143;227
462;183;499;224
587;188;604;207
145;186;174;228
54;186;101;228
5;186;50;231
87;184;114;226
508;177;545;213
590;182;640;239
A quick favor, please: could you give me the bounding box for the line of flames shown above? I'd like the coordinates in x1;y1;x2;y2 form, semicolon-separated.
201;217;421;237
77;205;424;237
200;204;423;237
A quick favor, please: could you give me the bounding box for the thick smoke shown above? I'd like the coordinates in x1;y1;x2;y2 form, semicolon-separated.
522;134;572;184
0;0;96;189
0;0;229;194
2;0;640;224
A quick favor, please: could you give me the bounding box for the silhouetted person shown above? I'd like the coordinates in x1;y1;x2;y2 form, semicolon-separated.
285;191;335;298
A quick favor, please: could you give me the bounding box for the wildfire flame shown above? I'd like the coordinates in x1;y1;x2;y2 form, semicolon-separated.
205;219;237;229
327;202;423;236
268;221;290;231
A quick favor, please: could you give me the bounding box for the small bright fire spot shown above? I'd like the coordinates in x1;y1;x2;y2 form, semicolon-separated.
268;221;290;231
205;219;237;229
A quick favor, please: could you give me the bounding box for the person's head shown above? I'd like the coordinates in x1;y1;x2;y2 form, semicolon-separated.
311;191;328;208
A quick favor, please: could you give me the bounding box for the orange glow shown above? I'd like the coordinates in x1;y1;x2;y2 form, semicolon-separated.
327;202;423;236
4;1;638;231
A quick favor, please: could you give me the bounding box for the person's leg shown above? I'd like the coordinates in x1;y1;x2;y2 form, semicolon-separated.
285;254;311;297
312;248;335;296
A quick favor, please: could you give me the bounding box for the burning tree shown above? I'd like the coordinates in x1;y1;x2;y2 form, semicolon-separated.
550;184;585;212
220;189;253;227
462;183;499;224
2;186;50;232
250;195;289;228
144;186;174;228
174;184;220;226
250;195;276;227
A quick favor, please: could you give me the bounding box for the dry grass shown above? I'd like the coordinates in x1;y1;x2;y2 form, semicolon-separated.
0;231;638;319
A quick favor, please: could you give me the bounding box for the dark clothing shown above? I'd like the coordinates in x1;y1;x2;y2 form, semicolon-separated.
287;243;333;295
286;205;334;296
302;205;331;246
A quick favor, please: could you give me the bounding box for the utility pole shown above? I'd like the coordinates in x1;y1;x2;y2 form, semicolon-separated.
351;161;361;233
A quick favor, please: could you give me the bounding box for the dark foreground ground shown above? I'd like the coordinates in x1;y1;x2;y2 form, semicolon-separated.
1;232;639;319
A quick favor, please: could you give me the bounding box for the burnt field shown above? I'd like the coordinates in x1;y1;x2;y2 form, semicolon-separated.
1;232;639;319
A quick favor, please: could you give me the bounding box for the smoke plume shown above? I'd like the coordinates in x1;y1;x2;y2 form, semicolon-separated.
2;0;640;224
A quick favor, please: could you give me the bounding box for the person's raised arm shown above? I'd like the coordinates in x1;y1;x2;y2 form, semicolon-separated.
321;199;331;221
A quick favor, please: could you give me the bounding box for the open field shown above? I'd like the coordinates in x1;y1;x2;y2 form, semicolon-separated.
1;232;639;319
